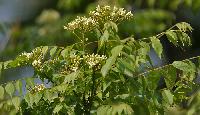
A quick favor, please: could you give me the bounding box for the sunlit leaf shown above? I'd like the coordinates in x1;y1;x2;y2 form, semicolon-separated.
24;93;34;107
0;62;2;78
43;90;58;102
163;66;177;90
172;61;196;72
0;86;4;100
34;93;42;105
5;82;15;97
53;104;63;114
104;21;118;32
99;30;109;50
42;46;49;56
103;81;111;92
176;22;193;32
97;103;134;115
101;45;123;77
16;80;23;96
50;46;57;57
151;36;163;58
12;97;21;110
64;71;80;84
166;30;178;46
162;89;174;106
26;78;35;88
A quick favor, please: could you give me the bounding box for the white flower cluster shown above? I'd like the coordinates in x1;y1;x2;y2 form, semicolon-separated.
83;53;107;69
65;5;133;32
32;59;42;67
69;55;82;72
60;53;107;74
20;52;33;59
30;84;45;94
64;16;98;32
89;5;133;23
17;47;44;68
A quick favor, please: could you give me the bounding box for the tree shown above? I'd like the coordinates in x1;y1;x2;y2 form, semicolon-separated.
0;5;199;115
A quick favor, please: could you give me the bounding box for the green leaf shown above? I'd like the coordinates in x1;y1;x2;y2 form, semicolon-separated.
50;46;57;57
26;78;35;88
172;61;196;72
101;45;123;77
97;103;134;115
43;90;57;102
0;62;2;78
99;30;109;50
42;46;49;56
54;84;68;93
147;71;161;90
64;71;80;85
104;21;118;32
12;97;21;110
61;48;70;58
3;60;12;69
16;80;23;96
179;32;191;46
111;45;124;56
176;22;193;32
151;36;163;58
138;41;150;56
114;94;130;100
0;86;4;100
163;66;177;90
103;81;111;92
118;58;135;77
166;30;178;46
97;105;111;115
53;104;63;114
34;93;42;105
53;70;80;85
110;21;118;32
5;82;15;97
24;92;41;107
24;93;34;107
162;89;174;106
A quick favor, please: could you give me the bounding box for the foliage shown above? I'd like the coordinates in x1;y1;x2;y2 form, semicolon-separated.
0;5;200;115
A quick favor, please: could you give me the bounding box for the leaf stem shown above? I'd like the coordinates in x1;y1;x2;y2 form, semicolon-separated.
137;55;200;77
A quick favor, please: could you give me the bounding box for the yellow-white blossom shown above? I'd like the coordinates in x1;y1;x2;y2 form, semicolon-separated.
30;84;45;94
32;60;42;67
84;53;107;68
64;16;98;32
89;5;133;23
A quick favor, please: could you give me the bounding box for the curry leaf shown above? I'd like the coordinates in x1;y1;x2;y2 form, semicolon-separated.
16;80;23;96
5;82;15;97
12;97;21;110
151;36;163;58
101;45;123;77
0;86;4;100
172;61;196;72
162;89;174;106
53;104;63;114
99;30;109;50
166;30;178;46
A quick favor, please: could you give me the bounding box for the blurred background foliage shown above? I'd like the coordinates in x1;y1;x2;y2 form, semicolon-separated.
1;0;200;61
